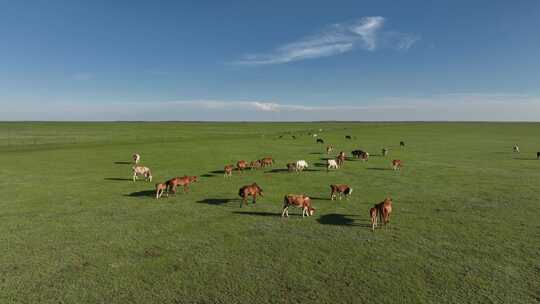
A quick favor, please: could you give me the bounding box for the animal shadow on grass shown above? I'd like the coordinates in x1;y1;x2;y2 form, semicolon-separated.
232;211;283;217
197;198;232;205
265;168;290;173
319;157;332;161
309;152;323;155
104;177;132;181
297;168;320;172
310;196;331;201
210;170;225;174
200;174;215;178
366;167;392;171
317;213;370;227
114;161;132;165
314;162;328;168
513;157;538;161
125;190;155;198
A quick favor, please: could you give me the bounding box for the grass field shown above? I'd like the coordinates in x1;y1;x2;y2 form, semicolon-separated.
1;122;539;304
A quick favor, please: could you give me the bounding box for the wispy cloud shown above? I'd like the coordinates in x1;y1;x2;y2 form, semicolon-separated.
4;94;539;121
232;16;418;65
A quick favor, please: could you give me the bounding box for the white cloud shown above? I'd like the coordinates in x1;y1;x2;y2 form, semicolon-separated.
232;16;418;65
2;94;539;121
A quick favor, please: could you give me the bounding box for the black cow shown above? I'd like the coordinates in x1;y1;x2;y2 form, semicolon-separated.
316;138;324;144
351;150;364;159
400;141;405;148
345;135;352;139
537;152;540;159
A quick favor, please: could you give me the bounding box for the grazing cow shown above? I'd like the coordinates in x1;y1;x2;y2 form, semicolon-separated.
392;160;402;171
351;150;364;159
249;160;262;170
382;147;388;156
155;182;168;199
292;135;296;139
287;163;297;172
370;207;378;231
260;157;274;167
327;159;339;171
537;152;540;159
316;138;324;144
237;160;248;173
361;151;369;161
326;145;334;154
513;145;520;153
282;194;315;218
132;166;152;182
238;183;263;207
345;135;352;139
330;184;353;200
374;197;393;226
400;141;405;148
166;175;198;195
224;165;234;178
295;160;309;171
336;151;346;166
132;153;141;164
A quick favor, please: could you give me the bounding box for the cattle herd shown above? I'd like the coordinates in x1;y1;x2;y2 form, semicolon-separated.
128;142;540;230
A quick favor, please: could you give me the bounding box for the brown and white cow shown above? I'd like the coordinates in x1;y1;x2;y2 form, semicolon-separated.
237;160;248;173
392;160;402;171
374;197;393;227
238;183;263;207
361;151;369;161
382;148;388;157
282;194;315;218
155;182;168;199
224;165;234;178
260;157;274;167
132;153;141;164
132;165;152;182
326;145;334;154
330;184;353;200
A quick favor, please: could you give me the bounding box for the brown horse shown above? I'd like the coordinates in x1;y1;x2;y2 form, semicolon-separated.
250;160;262;170
369;207;378;231
167;175;198;195
237;160;248;173
374;197;392;227
238;183;264;207
155;182;168;199
336;152;346;166
260;157;274;167
224;165;234;178
392;160;402;170
286;162;297;172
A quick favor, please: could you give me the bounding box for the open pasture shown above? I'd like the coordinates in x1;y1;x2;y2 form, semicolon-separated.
0;122;539;303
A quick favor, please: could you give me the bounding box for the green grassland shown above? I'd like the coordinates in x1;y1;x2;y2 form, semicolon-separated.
0;122;539;303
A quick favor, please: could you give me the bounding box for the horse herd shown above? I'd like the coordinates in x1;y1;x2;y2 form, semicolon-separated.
129;137;405;231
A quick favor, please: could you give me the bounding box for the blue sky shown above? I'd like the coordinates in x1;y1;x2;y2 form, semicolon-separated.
1;0;539;121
